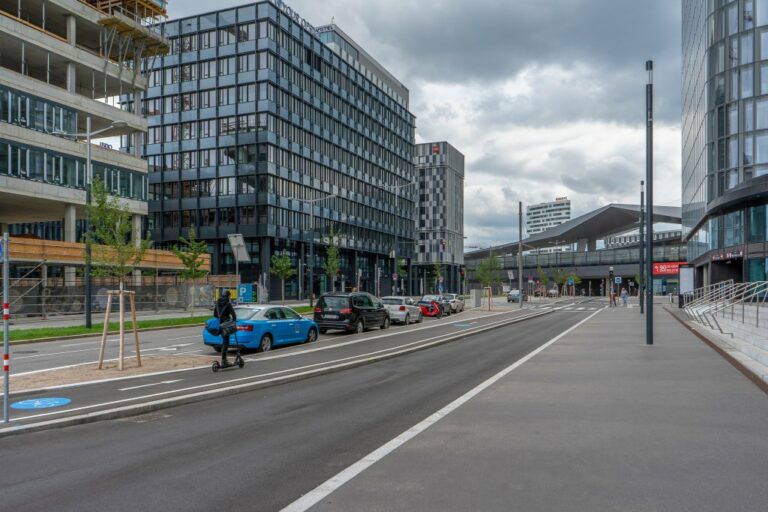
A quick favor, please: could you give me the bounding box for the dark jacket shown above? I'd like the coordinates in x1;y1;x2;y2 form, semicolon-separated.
214;297;236;322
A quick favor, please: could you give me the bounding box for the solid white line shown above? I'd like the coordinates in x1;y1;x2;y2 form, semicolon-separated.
119;379;183;392
280;307;605;512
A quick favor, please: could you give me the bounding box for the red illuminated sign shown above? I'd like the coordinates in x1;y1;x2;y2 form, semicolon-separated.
431;144;440;154
652;262;686;276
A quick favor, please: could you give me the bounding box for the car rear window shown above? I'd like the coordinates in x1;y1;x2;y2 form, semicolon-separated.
318;296;350;310
234;307;261;320
382;298;402;305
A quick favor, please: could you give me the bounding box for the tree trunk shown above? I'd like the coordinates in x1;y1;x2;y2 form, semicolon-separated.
281;278;285;304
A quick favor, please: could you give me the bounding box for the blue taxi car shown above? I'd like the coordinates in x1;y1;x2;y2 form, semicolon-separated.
203;305;318;353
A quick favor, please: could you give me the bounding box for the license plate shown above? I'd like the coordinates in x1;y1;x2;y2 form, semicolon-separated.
324;314;338;319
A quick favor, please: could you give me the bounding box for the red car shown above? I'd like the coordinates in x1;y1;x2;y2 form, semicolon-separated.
417;299;443;318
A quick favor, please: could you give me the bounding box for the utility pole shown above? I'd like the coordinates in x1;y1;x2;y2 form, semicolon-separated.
639;180;645;314
3;232;10;423
518;201;524;309
645;60;654;345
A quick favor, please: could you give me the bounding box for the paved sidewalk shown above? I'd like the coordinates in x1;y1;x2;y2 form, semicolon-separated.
308;305;768;511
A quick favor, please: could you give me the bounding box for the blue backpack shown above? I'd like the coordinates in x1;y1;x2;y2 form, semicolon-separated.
205;304;222;336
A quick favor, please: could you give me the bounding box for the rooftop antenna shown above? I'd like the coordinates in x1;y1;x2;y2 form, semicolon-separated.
331;16;335;25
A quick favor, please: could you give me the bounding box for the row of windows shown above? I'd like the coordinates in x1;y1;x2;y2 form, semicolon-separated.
0;140;147;201
0;86;77;137
167;21;275;54
149;176;257;200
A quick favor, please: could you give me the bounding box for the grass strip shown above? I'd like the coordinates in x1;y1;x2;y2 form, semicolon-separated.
10;316;210;342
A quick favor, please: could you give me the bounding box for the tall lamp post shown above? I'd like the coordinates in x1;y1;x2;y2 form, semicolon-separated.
288;193;337;307
55;117;128;328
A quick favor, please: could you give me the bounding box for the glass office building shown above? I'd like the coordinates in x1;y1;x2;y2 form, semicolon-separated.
135;1;416;297
682;0;768;285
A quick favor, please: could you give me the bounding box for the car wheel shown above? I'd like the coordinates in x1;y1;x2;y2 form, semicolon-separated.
306;327;318;343
354;320;364;334
259;333;273;353
320;328;327;334
404;313;410;325
381;316;390;330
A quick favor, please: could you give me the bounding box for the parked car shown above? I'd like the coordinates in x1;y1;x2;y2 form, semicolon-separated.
421;294;450;316
507;289;527;303
444;293;464;313
416;298;443;318
202;305;318;353
313;292;390;334
381;296;423;324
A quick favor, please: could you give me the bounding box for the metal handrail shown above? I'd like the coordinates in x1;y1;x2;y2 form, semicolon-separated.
685;281;768;335
683;280;735;320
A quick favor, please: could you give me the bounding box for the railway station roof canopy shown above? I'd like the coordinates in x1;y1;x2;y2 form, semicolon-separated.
466;204;682;259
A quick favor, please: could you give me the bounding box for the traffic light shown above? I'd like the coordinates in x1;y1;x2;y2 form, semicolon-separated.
459;267;465;278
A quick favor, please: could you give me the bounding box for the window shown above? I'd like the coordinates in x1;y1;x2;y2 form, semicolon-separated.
239;206;255;224
199;89;216;109
147;126;162;144
199;119;217;138
757;98;768;129
745;100;755;131
756;132;768;163
238;113;256;132
218;147;236;166
164;124;179;142
238;84;256;103
200;30;216;49
218;87;236;106
181;34;197;53
181;92;196;111
741;33;754;64
219;117;237;135
181;64;197;82
164;67;179;85
181;151;197;170
728;3;738;35
238;23;255;42
145;98;162;116
238;54;255;72
218;27;237;46
199;149;217;167
200;60;216;79
758;0;768;26
218;57;235;76
181;122;197;140
728;104;738;135
741;66;754;98
745;134;754;165
728;137;738;168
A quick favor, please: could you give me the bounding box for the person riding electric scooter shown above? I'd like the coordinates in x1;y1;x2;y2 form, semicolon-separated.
214;290;237;366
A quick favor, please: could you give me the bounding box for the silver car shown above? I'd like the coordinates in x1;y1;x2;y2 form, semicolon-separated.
381;296;423;324
444;293;464;313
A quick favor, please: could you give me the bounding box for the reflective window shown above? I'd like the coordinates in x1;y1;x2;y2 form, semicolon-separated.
758;0;768;26
744;134;754;164
745;100;755;130
742;66;754;98
741;33;754;64
756;98;768;128
755;132;768;162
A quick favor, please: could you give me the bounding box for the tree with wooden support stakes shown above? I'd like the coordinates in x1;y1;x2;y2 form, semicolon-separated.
85;179;150;371
323;226;340;293
172;227;210;315
270;250;296;304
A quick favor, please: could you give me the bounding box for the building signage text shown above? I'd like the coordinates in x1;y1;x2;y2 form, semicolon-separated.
652;261;686;276
269;0;318;37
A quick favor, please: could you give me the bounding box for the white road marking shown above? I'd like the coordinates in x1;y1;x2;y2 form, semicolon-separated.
8;312;549;421
167;335;199;341
280;307;605;512
119;380;183;392
61;341;101;348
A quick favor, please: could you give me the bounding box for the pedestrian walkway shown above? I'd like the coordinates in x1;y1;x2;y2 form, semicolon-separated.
302;305;768;512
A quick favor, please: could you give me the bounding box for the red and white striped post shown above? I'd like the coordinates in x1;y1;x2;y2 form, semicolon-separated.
3;232;9;423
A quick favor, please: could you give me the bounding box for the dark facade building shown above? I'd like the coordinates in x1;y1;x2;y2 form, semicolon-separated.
682;0;768;285
135;1;416;298
414;142;464;295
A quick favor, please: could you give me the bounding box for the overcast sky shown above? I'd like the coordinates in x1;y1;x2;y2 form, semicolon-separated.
168;0;683;248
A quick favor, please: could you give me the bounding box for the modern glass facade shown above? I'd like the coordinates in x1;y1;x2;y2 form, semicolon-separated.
682;0;768;285
138;2;416;296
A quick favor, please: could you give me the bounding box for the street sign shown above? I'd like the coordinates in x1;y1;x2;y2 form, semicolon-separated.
11;397;71;410
392;273;398;280
238;284;253;303
507;270;515;280
615;276;622;284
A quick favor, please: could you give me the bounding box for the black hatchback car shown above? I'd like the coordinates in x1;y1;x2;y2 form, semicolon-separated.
314;292;390;334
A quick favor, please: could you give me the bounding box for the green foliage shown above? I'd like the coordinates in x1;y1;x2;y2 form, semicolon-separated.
567;272;582;286
84;178;150;284
536;266;550;287
432;262;444;279
324;226;340;292
397;258;407;278
475;251;502;291
172;227;209;280
270;250;296;303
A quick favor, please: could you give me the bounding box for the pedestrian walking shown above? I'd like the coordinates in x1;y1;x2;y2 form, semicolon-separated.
620;287;628;307
214;290;237;366
610;288;617;307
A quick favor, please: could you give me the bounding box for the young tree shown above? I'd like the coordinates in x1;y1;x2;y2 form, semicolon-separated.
324;226;340;292
567;272;582;296
172;227;209;280
84;178;150;286
536;266;550;292
475;251;502;294
270;250;296;304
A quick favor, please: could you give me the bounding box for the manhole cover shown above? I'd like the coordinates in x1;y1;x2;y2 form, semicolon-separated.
13;350;38;354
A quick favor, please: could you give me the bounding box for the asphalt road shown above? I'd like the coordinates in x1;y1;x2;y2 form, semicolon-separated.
0;309;587;512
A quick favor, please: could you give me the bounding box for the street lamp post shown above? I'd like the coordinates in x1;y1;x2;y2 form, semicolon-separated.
55;117;128;328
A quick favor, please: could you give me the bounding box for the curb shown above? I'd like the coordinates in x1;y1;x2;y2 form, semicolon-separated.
667;308;768;395
0;309;552;438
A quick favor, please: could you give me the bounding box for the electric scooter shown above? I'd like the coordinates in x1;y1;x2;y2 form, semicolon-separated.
211;328;245;372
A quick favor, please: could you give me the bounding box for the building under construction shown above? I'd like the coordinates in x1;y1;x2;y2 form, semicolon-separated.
0;1;195;316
